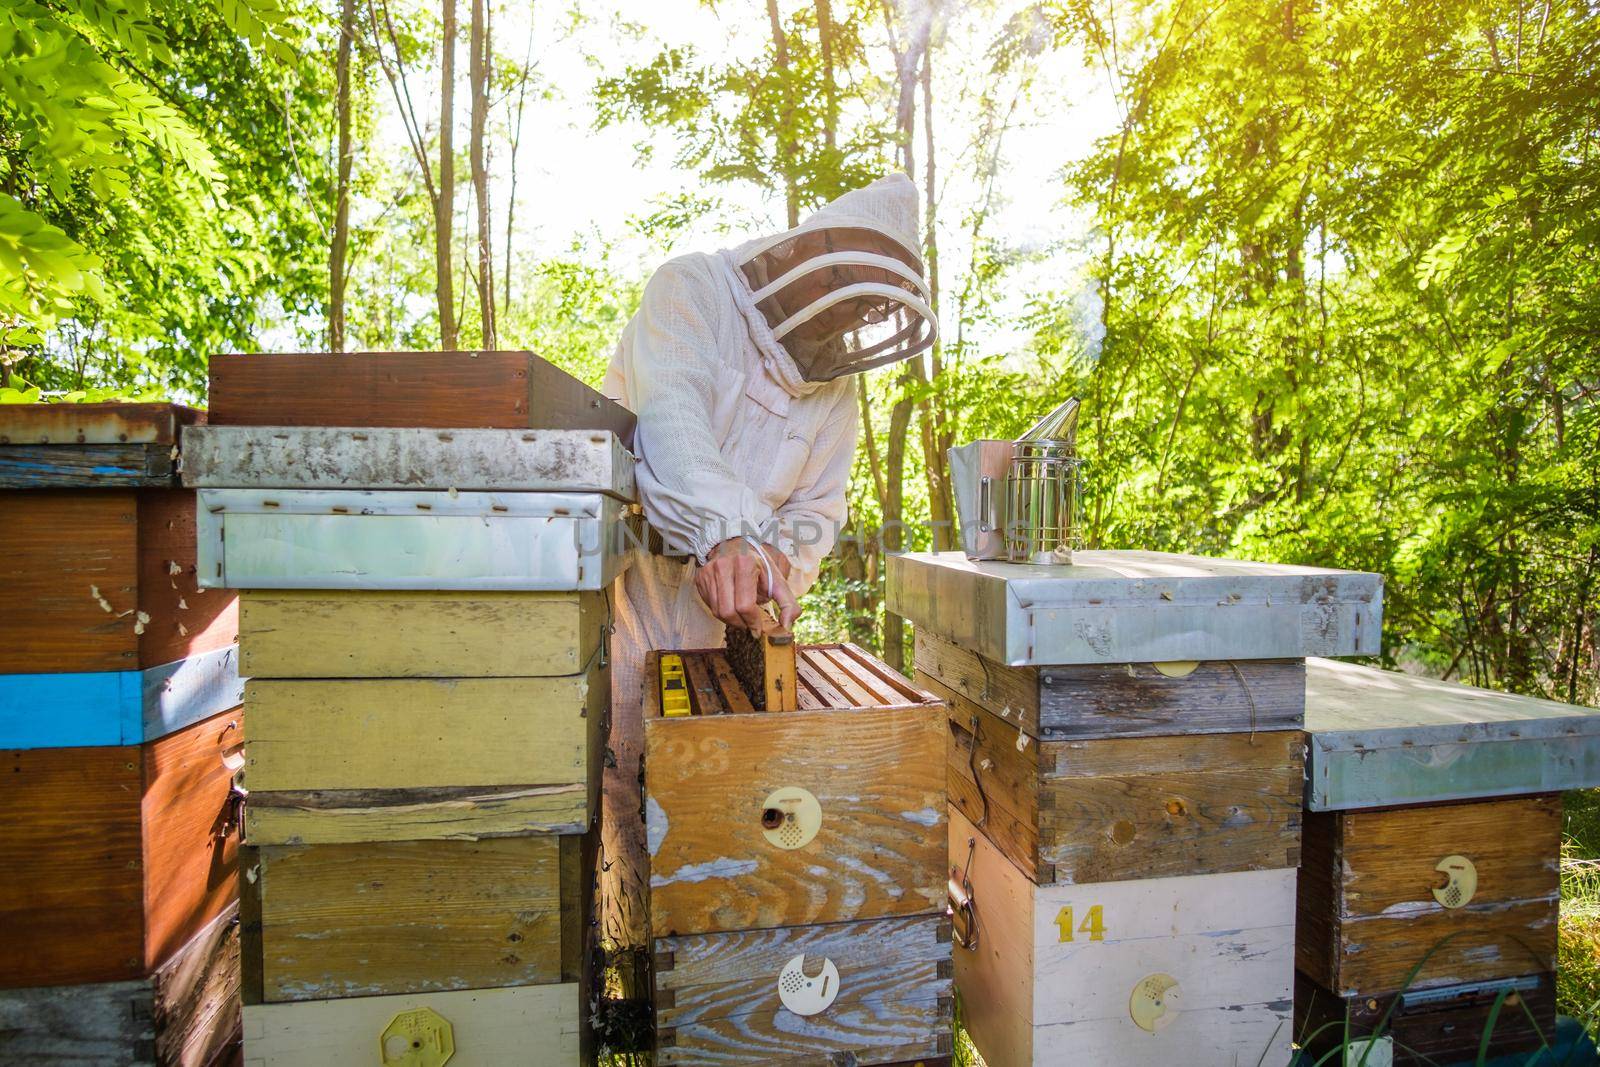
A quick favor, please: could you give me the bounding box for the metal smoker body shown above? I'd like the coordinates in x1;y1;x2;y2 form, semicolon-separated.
949;398;1084;564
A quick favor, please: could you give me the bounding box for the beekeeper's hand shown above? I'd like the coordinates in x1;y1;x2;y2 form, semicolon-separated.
695;538;799;633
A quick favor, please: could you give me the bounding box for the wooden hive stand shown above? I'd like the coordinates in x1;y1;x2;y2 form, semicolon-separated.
888;550;1384;1067
643;641;953;1065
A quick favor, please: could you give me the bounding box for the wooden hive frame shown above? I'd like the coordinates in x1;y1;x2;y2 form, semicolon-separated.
647;641;934;716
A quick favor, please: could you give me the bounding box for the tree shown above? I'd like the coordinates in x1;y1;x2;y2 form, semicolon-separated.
330;0;358;351
469;0;495;346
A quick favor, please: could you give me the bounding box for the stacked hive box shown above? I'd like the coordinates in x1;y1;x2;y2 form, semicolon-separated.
642;642;952;1064
185;352;638;1067
1296;658;1600;1065
886;551;1384;1066
0;403;246;1066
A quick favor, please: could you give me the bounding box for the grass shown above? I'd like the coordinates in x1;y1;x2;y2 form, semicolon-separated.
1560;790;1600;1031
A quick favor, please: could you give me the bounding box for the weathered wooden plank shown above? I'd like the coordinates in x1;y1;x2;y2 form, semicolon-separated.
888;550;1383;666
238;589;601;679
1295;970;1556;1066
0;979;156;1064
245;784;587;845
247;837;568;1003
0;402;200;446
206;350;636;442
241;983;583;1066
0;490;139;673
244;673;598;793
197;488;632;591
1305;657;1600;810
1298;796;1561;996
152;903;242;1067
916;629;1303;740
136;489;238;667
181;425;636;500
0;744;147;987
653;914;952;1066
141;710;243;973
0;646;243;749
0;443;176;488
950;806;1296;1067
0;903;236;1065
643;702;946;937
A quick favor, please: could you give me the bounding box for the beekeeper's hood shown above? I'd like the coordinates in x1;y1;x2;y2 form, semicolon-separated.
724;173;937;384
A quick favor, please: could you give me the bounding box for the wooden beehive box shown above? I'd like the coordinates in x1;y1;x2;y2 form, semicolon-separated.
0;402;200;488
241;983;585;1066
239;832;592;1004
238;589;607;845
0;708;243;990
1294;971;1556;1066
949;806;1295;1066
920;632;1305;885
0;488;238;677
205;350;636;442
643;642;952;1065
0;904;241;1067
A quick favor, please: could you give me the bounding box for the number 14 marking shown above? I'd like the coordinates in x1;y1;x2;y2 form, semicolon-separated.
1055;905;1106;942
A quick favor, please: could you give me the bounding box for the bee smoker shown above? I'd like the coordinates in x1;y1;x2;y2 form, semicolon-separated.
948;398;1084;564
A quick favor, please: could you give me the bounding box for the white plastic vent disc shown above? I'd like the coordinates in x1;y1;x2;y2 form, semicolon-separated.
1129;973;1181;1033
1432;855;1478;909
777;953;840;1016
761;786;822;850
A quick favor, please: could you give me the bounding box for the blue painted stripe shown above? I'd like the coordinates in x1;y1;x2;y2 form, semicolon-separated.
0;645;245;749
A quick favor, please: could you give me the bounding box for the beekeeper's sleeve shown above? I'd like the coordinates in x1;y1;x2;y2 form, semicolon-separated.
625;259;776;563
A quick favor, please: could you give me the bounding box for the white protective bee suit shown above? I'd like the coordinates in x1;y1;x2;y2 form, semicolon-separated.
599;173;935;951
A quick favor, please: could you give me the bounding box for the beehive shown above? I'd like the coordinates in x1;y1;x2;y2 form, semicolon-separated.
643;642;952;1065
0;405;246;1067
1295;659;1598;1063
888;549;1384;1067
182;393;634;1067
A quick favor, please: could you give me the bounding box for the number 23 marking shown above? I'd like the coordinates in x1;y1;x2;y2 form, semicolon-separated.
1055;904;1106;942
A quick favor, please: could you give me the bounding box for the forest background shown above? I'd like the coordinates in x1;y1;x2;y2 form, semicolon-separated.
4;0;1598;1032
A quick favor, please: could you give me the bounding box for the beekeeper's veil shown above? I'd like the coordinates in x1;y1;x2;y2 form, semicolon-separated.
733;173;936;381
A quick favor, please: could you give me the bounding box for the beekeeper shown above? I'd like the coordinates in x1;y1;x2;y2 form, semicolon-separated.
598;173;937;960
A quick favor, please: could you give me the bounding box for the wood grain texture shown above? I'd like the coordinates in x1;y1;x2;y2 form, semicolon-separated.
244;784;587;845
653;914;952;1066
1298;796;1561;995
0;745;146;987
244;673;599;792
141;709;242;972
137;490;238;667
249;837;568;1002
949;806;1297;1067
238;590;601;678
206;351;636;441
0;443;176;488
0;490;139;673
241;984;583;1066
0;402;199;445
152;904;242;1067
915;630;1302;739
0;979;156;1064
934;664;1302;884
643;703;946;937
1295;970;1556;1066
1038;731;1304;883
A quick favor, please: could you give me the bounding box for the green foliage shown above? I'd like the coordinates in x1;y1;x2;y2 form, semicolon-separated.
0;0;325;397
1056;0;1600;704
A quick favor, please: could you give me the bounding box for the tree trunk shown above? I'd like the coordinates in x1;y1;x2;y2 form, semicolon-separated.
504;8;535;312
329;0;356;352
815;0;837;154
470;0;495;348
915;45;955;551
437;0;458;350
765;0;800;227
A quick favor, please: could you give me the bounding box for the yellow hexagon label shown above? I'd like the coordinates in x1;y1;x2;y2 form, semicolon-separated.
379;1007;455;1067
